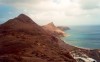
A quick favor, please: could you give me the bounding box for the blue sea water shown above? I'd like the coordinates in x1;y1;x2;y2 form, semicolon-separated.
63;25;100;49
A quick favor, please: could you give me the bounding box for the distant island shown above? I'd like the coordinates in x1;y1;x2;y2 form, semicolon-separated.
57;26;70;31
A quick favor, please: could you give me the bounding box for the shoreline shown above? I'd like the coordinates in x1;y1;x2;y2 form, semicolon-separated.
62;39;98;50
62;35;99;50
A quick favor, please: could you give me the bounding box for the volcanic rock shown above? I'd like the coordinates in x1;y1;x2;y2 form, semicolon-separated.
0;14;75;62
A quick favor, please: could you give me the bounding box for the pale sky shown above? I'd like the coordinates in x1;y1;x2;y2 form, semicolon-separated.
0;0;100;26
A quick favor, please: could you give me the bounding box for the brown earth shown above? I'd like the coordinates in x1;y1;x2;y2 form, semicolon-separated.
0;14;76;62
42;22;66;37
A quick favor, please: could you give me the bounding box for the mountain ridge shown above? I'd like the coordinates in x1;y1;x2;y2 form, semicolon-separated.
42;22;66;37
0;14;75;62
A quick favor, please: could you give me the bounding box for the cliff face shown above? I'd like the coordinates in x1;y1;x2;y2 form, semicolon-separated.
0;14;75;62
42;22;66;37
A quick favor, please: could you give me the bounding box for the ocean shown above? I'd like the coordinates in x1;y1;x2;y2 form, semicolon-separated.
63;25;100;49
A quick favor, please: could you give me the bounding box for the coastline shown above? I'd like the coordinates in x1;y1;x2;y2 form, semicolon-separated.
62;39;95;50
60;40;98;61
60;28;100;61
60;39;100;62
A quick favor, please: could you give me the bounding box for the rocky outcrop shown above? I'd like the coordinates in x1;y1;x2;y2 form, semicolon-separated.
0;14;75;62
42;22;66;37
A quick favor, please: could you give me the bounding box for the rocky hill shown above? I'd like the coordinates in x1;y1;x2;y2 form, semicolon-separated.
42;22;66;37
0;14;75;62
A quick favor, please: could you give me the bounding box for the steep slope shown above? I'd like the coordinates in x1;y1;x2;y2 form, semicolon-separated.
0;14;75;62
0;14;46;35
42;22;66;37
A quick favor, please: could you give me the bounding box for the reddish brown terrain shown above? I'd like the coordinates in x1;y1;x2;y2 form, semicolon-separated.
42;22;66;37
42;22;100;61
0;14;76;62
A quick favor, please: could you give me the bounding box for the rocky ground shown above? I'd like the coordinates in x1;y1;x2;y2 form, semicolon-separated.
0;14;75;62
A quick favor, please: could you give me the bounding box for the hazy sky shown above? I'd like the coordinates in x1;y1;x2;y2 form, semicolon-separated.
0;0;100;26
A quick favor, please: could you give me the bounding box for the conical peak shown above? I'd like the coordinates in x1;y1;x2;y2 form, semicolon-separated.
0;14;39;30
46;22;55;27
16;14;34;23
48;22;54;25
42;22;57;31
18;14;28;18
